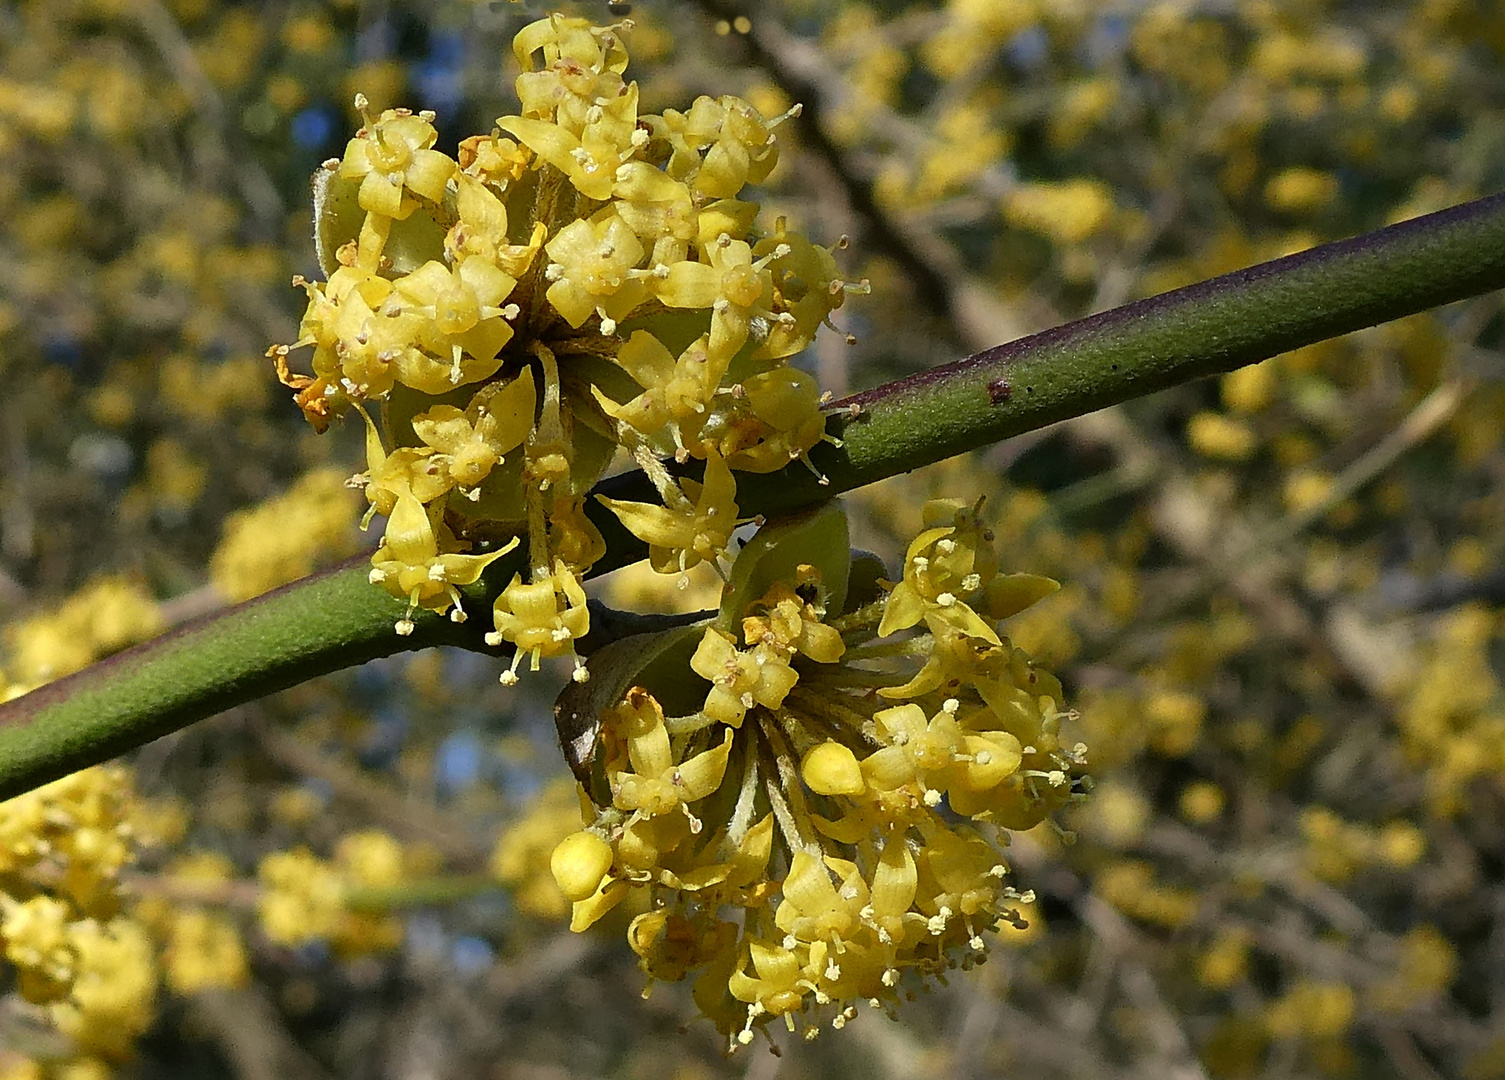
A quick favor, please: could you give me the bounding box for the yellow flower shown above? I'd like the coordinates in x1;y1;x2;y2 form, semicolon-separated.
801;742;866;796
612;161;699;266
338;101;454;220
458;133;533;188
446;172;545;276
257;848;344;946
165;910;249;994
609;689;735;824
690;629;799;728
392;258;519;392
707;368;831;476
53;919;157;1057
511;16;631;132
599;452;742;578
409;369;535;490
877;499;1008;641
3;897;75;1002
210;469;360;602
485;559;592;683
503;101;642;201
742;580;845;663
368;485;517;634
657;233;775;363
541;214;653;330
550;830;615;902
754;224;864;360
653;95;783;200
597;331;726;453
1003;178;1117;245
727;938;818;1024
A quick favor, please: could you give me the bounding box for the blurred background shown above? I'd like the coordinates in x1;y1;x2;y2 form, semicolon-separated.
4;0;1505;1077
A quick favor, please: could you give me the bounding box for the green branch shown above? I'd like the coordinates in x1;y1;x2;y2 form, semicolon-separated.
757;190;1505;511
3;192;1504;799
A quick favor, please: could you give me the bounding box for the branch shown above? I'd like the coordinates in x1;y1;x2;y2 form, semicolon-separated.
751;191;1505;513
2;192;1505;797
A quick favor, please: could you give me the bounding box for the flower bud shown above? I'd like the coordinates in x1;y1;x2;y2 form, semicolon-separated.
801;741;866;796
550;830;614;902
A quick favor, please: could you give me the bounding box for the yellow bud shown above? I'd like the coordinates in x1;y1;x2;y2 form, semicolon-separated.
550;831;614;902
801;741;866;796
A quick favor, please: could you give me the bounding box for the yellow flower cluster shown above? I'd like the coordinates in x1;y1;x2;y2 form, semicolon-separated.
489;775;589;920
136;853;249;997
272;15;863;677
256;830;411;956
208;467;362;602
1393;604;1505;817
547;500;1085;1047
1;579;162;697
0;767;157;1060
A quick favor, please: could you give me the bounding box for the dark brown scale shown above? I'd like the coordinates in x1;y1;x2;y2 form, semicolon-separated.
987;377;1012;404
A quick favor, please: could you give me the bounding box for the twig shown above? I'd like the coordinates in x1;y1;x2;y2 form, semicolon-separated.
1078;895;1211;1080
255;719;489;867
188;987;333;1080
4;190;1505;796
